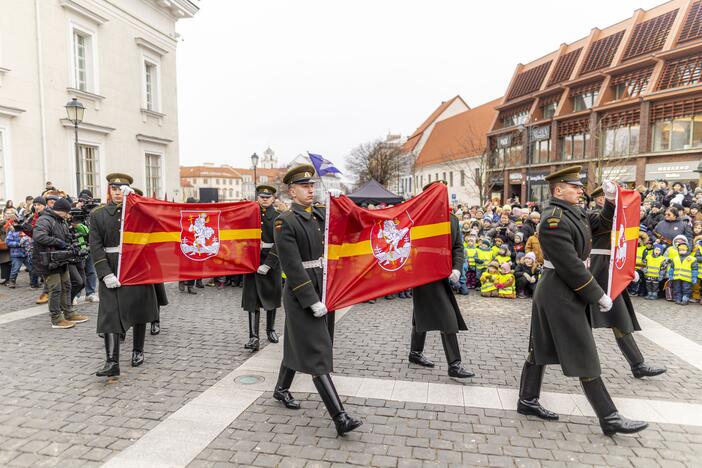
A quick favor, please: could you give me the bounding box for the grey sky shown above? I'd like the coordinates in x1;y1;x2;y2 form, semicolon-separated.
176;0;663;170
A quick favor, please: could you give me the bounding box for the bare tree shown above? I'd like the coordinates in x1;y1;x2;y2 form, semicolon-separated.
346;139;403;187
590;115;639;187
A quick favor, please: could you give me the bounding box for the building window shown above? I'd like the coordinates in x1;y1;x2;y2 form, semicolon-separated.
541;103;557;119
449;171;454;187
491;143;523;168
530;139;551;163
72;27;96;92
145;153;162;197
572;90;598;112
229;188;233;197
600;126;640;157
460;170;465;187
76;144;100;195
502;110;529;128
202;178;208;184
427;174;431;183
611;66;653;100
652;115;702;151
143;59;160;111
435;173;439;181
559;133;589;160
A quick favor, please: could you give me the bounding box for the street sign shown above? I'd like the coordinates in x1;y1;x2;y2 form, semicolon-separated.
451;193;457;200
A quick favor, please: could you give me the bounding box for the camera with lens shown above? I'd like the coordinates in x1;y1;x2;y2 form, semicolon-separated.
39;229;89;270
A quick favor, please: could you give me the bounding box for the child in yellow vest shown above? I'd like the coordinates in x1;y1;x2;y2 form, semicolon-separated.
494;245;512;269
643;244;666;300
667;241;698;305
464;236;478;289
495;262;516;299
475;238;493;289
480;261;500;297
693;235;702;302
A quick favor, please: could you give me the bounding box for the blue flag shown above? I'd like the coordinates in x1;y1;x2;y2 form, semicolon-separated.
308;152;342;177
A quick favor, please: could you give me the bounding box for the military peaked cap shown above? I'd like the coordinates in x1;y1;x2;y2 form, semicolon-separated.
106;173;133;186
544;165;583;186
256;185;276;197
283;164;316;185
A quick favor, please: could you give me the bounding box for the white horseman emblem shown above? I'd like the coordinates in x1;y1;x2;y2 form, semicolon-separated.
370;212;413;272
180;210;221;261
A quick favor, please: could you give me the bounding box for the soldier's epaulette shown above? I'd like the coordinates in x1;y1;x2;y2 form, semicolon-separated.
543;206;562;229
275;212;290;232
91;205;105;214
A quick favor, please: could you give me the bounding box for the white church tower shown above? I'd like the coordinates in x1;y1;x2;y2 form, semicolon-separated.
260;147;278;169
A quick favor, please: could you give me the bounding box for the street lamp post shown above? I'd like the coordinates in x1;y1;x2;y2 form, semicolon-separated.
65;98;85;192
518;123;532;204
250;152;259;198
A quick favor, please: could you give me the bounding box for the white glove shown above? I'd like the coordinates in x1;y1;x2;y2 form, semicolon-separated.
310;301;328;318
256;265;270;275
633;271;640;283
103;273;121;289
529;276;536;283
120;185;135;196
329;189;342;198
449;269;461;284
602;180;617;201
598;294;613;312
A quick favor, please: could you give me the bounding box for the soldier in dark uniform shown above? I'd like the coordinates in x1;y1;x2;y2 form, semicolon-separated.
587;187;665;378
407;181;474;379
516;166;647;436
133;187;168;336
90;174;159;378
242;185;282;351
271;165;362;436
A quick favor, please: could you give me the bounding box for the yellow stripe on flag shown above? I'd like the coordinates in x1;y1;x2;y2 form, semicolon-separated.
122;228;260;245
327;221;450;260
614;226;639;244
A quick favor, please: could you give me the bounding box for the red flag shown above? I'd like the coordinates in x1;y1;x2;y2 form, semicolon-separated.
323;183;452;310
118;194;260;285
607;185;641;299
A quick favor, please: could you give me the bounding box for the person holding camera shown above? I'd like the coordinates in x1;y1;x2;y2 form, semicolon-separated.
32;198;89;329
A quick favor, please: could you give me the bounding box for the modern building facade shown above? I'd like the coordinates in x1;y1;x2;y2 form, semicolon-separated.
0;0;197;203
489;0;702;203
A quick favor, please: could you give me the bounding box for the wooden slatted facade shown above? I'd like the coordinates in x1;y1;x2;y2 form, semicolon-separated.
506;61;552;100
580;31;625;74
548;49;582;85
657;52;702;90
678;0;702;43
600;108;641;128
610;65;655;96
623;9;678;60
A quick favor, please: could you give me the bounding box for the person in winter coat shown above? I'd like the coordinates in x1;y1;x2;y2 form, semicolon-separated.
480;261;499;297
653;207;693;245
515;252;541;298
525;228;544;265
6;222;39;288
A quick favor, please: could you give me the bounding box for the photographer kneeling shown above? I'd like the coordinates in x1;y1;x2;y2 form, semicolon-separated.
32;198;89;329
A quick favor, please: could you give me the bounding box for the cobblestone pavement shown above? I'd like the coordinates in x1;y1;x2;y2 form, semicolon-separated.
333;294;702;404
1;284;701;467
190;393;702;468
0;283;284;467
0;273;44;315
632;296;702;345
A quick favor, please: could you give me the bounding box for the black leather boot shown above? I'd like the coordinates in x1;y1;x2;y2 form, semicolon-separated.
178;282;185;292
408;327;434;367
266;310;279;343
441;333;474;378
96;334;120;377
313;374;362;436
580;377;648;436
244;311;260;351
131;323;146;367
187;284;197;294
150;321;160;335
616;333;666;378
273;365;300;409
195;279;204;288
517;360;558;420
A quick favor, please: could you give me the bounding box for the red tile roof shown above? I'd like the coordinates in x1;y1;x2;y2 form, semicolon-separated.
415;98;501;168
401;95;468;153
180;166;242;178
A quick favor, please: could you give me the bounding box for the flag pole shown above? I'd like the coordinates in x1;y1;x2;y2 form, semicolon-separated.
322;190;331;306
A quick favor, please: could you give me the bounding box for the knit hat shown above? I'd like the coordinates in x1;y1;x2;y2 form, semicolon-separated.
514;232;524;242
499;262;511;273
653;243;665;254
523;252;536;262
53;198;72;213
673;234;688;246
479;238;491;248
32;196;46;206
487;260;500;270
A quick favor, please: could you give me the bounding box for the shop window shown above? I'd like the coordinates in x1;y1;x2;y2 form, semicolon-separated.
530;139;551;163
600;126;640;157
559;133;588;160
541;102;557;119
651;115;702;151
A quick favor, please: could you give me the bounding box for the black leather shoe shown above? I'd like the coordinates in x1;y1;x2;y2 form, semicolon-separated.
517;398;559;420
448;362;475;379
599;412;648;436
408;351;434;368
244;337;260;351
267;330;279;343
131;350;144;367
96;361;120;377
333;412;363;436
178;282;185;292
273;388;301;409
150;322;160;335
187;286;197;295
195;280;204;288
632;363;667;379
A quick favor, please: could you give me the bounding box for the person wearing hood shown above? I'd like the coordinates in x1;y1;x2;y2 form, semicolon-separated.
667;240;698;305
587;187;666;379
495;262;516;299
653;207;692;245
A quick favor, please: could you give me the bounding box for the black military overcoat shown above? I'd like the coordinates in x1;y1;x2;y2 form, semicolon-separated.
412;214;468;333
531;198;614;377
90;202;158;334
242;205;282;312
274;203;334;375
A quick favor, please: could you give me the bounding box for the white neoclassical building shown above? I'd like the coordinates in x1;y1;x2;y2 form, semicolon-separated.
0;0;198;203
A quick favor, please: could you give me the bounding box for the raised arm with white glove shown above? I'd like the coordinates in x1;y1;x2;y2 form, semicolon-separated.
103;273;121;289
598;294;613;312
602;179;617;201
120;185;135;197
257;264;271;275
310;301;328;318
449;269;461;284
